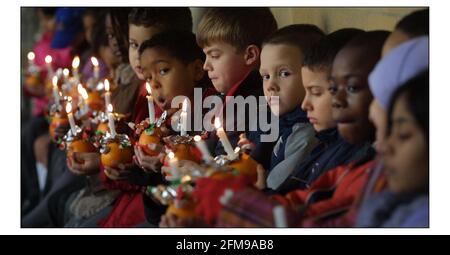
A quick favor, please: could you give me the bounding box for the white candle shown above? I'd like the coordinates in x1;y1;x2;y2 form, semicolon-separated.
52;76;60;106
72;56;80;83
91;57;99;80
27;51;35;66
66;102;77;136
103;79;111;108
273;205;287;228
107;104;117;137
79;85;89;115
45;55;53;79
167;151;180;178
180;99;188;136
194;135;212;163
146;82;155;124
214;117;236;159
63;68;69;84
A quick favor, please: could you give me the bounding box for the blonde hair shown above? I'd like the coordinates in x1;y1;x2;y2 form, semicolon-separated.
197;8;277;51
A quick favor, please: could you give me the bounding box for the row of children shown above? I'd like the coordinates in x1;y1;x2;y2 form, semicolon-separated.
21;7;429;228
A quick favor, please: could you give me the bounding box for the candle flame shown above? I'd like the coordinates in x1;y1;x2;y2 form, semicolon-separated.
72;56;80;69
63;68;69;77
27;52;35;61
104;79;110;92
145;82;152;94
182;98;188;111
214;117;222;129
79;86;89;100
91;56;99;67
107;104;113;113
168;151;175;159
194;135;201;142
77;84;83;94
52;76;58;88
65;102;72;113
45;55;52;64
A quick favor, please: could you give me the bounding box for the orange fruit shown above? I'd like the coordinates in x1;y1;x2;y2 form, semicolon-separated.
229;153;258;183
138;129;162;156
166;200;196;219
101;141;133;168
67;139;96;163
86;91;104;111
96;122;109;135
25;74;41;88
49;115;69;142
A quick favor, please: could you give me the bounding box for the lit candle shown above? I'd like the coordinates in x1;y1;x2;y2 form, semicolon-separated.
91;57;99;80
273;205;287;228
167;151;180;178
146;82;155;124
107;104;117;138
78;85;89;115
66;102;77;136
104;79;111;108
194;135;212;163
52;76;60;106
214;117;236;159
180;99;188;136
27;51;35;66
45;55;53;79
72;56;80;83
63;68;69;84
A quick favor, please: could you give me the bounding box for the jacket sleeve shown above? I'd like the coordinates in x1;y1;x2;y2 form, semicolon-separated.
266;123;318;190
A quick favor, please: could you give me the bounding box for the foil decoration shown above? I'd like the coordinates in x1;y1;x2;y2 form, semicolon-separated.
99;133;132;154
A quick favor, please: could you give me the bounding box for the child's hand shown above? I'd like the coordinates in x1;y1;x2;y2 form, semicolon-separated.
103;162;135;181
238;133;255;151
54;123;70;141
254;164;267;190
161;159;205;179
159;214;208;228
133;144;165;173
67;152;100;176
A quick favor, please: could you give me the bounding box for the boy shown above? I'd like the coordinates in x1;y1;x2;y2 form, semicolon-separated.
196;7;278;169
257;24;325;190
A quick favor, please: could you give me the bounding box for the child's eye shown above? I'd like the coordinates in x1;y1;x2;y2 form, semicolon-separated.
261;74;270;81
210;54;220;59
129;42;138;49
346;85;359;93
328;84;338;95
159;68;169;75
279;70;291;78
396;132;412;141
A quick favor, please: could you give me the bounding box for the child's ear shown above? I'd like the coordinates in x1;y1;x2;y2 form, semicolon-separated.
244;44;260;66
190;59;205;82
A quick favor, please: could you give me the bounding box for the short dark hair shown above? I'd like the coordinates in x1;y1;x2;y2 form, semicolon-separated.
197;7;278;50
38;7;57;17
303;28;364;72
128;7;192;32
90;10;108;55
388;70;429;141
343;30;390;66
263;24;325;55
139;30;205;64
396;8;429;37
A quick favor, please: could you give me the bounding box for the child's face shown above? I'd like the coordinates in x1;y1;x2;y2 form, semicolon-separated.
202;41;250;94
329;47;375;145
129;24;161;80
99;44;120;71
140;48;203;110
260;44;305;116
301;67;335;131
383;94;428;195
105;13;127;64
82;14;96;44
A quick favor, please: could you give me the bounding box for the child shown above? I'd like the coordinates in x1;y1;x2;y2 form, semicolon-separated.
257;24;325;190
273;31;390;226
196;7;278;169
93;9;197;228
357;71;429;227
273;28;367;194
356;37;429;227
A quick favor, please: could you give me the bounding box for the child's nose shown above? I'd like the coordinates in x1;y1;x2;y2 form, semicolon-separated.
203;59;212;71
301;97;311;111
331;88;347;108
267;79;279;92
